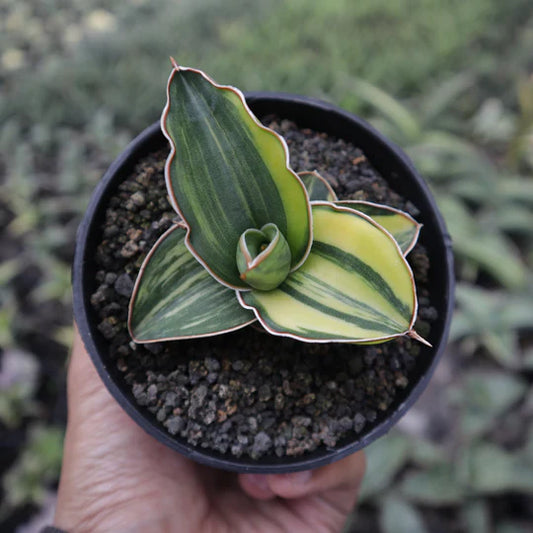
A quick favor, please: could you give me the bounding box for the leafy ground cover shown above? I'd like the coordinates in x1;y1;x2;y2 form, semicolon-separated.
0;0;532;530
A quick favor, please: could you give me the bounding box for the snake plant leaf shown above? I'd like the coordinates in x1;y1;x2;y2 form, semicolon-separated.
162;63;312;289
236;223;292;291
298;171;338;202
129;226;255;342
238;203;417;343
296;171;420;254
335;201;422;255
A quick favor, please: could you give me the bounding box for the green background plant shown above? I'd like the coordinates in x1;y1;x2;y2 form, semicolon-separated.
1;0;532;530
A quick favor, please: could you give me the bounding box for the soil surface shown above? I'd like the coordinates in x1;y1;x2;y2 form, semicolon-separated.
90;117;437;459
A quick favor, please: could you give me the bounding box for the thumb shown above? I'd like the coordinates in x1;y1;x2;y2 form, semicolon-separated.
240;451;366;508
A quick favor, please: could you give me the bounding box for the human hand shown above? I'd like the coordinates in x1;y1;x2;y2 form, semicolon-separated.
54;328;365;532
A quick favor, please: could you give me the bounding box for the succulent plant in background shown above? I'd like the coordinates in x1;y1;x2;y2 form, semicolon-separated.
128;61;429;347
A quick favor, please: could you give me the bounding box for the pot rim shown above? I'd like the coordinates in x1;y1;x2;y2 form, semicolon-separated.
73;92;454;473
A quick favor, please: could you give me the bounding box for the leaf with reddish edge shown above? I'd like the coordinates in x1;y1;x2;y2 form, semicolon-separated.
236;223;292;291
299;172;420;255
161;62;312;289
335;200;422;255
129;226;255;342
298;170;338;202
238;203;424;344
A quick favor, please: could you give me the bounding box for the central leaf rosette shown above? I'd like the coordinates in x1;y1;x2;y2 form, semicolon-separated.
236;223;291;290
128;63;428;347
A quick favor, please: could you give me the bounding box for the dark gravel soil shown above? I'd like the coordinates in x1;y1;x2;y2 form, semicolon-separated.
89;118;437;459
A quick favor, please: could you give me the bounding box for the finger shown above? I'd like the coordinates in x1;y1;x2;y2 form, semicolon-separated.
264;451;366;500
239;474;276;500
67;325;122;424
68;325;100;392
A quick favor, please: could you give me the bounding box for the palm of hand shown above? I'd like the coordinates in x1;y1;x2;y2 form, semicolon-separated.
55;333;365;532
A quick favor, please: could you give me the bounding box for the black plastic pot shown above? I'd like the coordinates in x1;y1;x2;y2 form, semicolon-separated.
73;93;454;473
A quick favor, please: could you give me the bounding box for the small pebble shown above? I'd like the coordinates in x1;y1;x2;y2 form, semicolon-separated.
131;191;146;206
147;384;158;402
354;413;366;433
251;431;272;458
114;273;134;297
165;416;185;435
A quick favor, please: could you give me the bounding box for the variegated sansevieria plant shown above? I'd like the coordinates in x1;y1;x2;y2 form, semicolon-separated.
128;60;430;347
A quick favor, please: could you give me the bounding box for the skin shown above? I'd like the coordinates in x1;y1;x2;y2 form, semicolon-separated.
54;328;366;532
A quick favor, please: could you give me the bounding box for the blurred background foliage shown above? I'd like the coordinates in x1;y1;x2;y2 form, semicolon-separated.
0;0;532;531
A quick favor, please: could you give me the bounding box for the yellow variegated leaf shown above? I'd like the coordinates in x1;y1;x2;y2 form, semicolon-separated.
335;200;422;254
238;203;419;343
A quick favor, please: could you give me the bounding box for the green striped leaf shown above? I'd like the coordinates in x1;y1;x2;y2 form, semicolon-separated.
335;201;421;254
129;226;255;342
162;64;312;289
298;171;338;202
238;203;417;343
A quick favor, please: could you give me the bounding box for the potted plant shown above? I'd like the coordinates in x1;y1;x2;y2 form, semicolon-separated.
73;61;454;473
